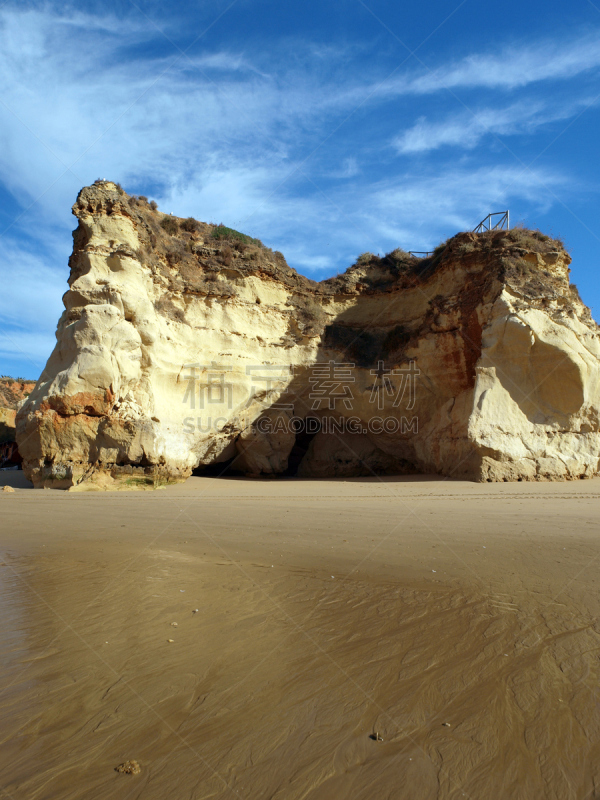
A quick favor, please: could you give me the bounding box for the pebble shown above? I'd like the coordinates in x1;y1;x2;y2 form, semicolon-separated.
442;722;451;727
115;760;141;775
167;638;174;643
2;486;15;493
170;622;178;627
192;609;199;613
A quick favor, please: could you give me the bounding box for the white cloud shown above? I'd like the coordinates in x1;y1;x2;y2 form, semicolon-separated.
0;330;56;375
0;4;596;373
367;165;565;240
0;241;66;329
392;32;600;94
0;10;304;216
0;7;596;221
0;239;66;372
394;97;597;154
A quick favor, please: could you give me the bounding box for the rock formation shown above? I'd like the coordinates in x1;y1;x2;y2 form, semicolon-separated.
1;377;36;466
16;181;600;488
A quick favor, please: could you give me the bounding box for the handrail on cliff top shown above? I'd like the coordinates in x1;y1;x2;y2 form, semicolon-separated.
473;210;509;233
409;210;509;255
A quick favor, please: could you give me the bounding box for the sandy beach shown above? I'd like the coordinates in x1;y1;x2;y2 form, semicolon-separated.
1;473;600;799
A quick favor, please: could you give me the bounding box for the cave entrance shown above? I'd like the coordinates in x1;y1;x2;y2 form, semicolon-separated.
284;416;321;476
191;416;321;479
192;457;245;478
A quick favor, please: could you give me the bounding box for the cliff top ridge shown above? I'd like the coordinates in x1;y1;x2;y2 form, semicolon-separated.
73;180;578;314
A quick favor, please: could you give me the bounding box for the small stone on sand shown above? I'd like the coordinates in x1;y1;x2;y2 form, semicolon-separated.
170;622;178;627
2;486;15;493
167;638;174;643
115;760;141;775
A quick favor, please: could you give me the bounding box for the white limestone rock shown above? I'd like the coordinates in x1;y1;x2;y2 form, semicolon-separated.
16;182;600;488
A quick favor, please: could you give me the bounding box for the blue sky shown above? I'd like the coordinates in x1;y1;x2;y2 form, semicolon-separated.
1;0;599;378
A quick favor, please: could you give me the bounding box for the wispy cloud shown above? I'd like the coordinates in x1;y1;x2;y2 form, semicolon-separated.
389;32;600;94
0;330;56;374
0;241;66;330
0;4;597;374
368;165;565;235
393;97;598;153
0;8;355;225
0;239;66;370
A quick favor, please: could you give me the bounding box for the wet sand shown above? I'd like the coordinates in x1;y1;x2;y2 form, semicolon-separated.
1;473;600;799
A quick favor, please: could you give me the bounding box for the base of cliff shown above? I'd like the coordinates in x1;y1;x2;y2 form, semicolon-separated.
25;461;191;491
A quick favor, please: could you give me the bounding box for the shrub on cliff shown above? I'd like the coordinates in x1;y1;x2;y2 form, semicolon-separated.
386;247;410;262
160;216;179;235
504;227;564;253
220;245;233;267
431;241;448;258
288;295;327;337
166;250;183;266
180;217;199;233
211;224;260;246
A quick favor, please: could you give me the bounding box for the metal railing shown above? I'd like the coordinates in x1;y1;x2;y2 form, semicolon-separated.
473;210;509;233
406;210;510;256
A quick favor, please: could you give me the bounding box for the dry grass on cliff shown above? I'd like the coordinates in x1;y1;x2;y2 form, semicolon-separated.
287;294;328;337
319;227;572;313
89;184;574;315
115;190;314;300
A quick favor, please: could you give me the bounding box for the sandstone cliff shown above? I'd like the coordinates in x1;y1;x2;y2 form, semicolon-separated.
16;181;600;488
1;378;36;466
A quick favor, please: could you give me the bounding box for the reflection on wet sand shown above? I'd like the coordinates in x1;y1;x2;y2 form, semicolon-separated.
1;475;600;799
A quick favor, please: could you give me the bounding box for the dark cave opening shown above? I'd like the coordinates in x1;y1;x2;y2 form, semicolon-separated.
283;416;321;476
191;417;322;478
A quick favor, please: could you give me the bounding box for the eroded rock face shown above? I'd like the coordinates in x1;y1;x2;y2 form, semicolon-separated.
16;182;600;488
1;378;36;465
